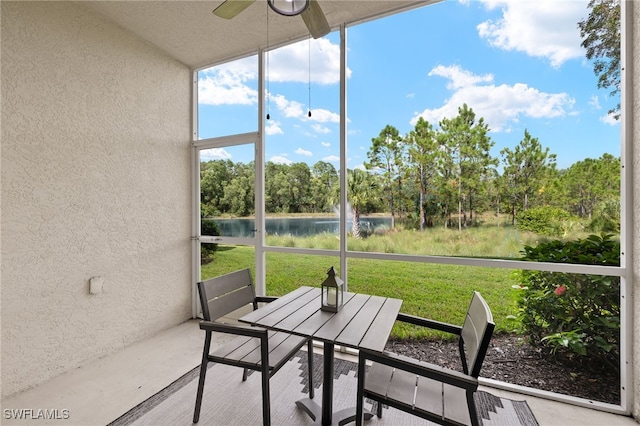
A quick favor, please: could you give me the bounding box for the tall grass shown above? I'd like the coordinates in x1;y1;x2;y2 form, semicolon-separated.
267;223;541;259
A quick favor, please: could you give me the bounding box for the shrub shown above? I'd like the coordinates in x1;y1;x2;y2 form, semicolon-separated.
513;234;620;369
588;199;620;233
516;206;574;236
201;218;220;262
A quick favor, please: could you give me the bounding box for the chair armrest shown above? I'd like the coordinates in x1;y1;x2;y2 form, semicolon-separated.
199;320;267;339
360;349;478;392
397;312;462;335
255;296;278;304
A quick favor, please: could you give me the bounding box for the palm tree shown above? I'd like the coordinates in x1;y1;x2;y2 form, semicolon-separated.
329;169;378;239
347;169;378;239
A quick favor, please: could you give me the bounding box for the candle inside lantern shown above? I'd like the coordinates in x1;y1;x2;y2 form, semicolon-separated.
327;287;337;306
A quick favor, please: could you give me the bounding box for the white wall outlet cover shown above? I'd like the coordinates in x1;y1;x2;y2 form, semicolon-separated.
89;276;105;294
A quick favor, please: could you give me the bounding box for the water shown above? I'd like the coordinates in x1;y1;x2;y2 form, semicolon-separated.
206;216;391;238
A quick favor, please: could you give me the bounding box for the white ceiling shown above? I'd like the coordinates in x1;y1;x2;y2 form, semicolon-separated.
81;1;430;70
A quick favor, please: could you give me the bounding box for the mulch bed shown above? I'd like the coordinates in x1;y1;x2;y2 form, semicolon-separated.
385;333;620;405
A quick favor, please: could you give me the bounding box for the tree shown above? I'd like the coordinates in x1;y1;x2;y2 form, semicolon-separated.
436;104;496;230
310;161;339;213
578;0;621;120
366;125;404;229
265;162;291;213
287;162;313;213
500;130;557;224
200;160;234;216
561;153;620;219
405;117;438;231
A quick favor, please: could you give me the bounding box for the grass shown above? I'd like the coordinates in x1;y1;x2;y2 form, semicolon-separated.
201;222;532;341
265;221;550;258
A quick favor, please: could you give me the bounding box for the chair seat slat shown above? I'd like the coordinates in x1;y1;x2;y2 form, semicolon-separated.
240;330;292;366
414;376;443;418
265;333;308;369
443;383;472;425
210;335;255;359
386;368;418;407
364;363;394;398
217;336;262;368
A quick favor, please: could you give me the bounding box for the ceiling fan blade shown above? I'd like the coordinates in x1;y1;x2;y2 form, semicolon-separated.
212;0;255;19
301;0;330;39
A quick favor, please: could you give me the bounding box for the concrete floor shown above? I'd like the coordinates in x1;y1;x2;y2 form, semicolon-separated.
1;319;637;426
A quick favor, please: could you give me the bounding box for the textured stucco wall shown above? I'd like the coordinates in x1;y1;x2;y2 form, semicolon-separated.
1;2;192;397
633;0;640;420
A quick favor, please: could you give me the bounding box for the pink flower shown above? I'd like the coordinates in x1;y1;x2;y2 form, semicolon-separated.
554;285;567;296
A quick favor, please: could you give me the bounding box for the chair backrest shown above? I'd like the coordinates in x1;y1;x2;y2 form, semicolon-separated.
459;291;495;377
197;269;257;321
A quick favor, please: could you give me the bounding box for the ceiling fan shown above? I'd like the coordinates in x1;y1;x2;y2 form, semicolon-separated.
213;0;331;39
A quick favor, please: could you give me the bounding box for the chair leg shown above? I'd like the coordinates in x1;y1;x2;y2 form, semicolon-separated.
261;371;271;425
242;368;248;382
193;332;212;424
260;337;271;425
355;353;366;426
376;401;382;418
307;339;314;399
468;391;480;426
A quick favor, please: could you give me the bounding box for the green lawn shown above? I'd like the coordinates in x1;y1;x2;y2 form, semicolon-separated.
201;228;522;340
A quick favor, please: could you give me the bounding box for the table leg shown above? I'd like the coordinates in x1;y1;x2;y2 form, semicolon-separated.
295;342;374;425
295;342;334;425
322;342;334;425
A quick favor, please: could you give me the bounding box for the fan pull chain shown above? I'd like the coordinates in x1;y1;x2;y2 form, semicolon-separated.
308;35;312;118
266;4;270;120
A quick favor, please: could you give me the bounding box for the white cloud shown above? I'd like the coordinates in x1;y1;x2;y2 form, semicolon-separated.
198;57;258;105
600;113;618;126
268;38;351;84
411;65;575;132
296;148;313;156
406;93;415;99
312;124;331;134
321;142;331;147
309;108;340;123
265;120;283;135
200;148;232;161
589;95;601;109
323;155;340;163
270;93;305;118
475;0;587;68
429;65;493;90
269;155;293;165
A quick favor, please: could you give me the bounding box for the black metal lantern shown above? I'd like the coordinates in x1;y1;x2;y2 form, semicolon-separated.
267;0;309;16
320;266;344;313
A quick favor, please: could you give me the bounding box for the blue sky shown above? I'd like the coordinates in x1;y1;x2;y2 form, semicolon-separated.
198;0;620;171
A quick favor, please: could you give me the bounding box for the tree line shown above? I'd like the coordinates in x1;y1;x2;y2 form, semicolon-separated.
201;103;620;238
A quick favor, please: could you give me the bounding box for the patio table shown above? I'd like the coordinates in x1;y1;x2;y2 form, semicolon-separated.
239;286;402;425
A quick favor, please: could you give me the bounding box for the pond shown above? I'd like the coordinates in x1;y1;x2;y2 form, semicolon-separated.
205;216;392;238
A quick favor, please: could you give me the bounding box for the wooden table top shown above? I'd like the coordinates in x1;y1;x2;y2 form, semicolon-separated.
239;286;403;352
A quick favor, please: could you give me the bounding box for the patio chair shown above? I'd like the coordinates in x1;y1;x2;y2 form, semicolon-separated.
355;291;494;426
193;269;314;425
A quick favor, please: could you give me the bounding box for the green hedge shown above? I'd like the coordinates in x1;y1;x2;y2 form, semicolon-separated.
516;206;573;236
513;234;620;369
